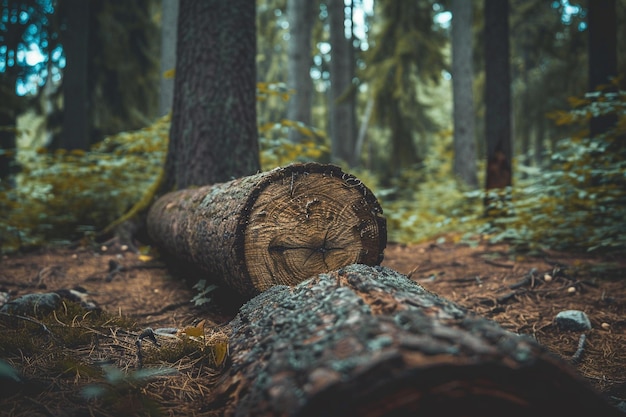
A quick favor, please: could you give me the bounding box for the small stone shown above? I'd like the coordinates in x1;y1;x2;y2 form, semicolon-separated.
0;292;9;308
120;245;129;251
554;310;592;331
601;322;610;330
543;274;552;282
567;286;576;294
100;245;108;252
71;253;78;259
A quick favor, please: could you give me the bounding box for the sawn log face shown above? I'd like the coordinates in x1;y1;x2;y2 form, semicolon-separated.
210;265;621;417
147;163;386;298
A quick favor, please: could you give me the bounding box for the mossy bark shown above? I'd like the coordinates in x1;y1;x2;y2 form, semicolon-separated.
208;265;620;417
147;163;386;298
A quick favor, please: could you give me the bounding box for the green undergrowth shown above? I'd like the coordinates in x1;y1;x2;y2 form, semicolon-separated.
0;301;136;358
0;82;329;253
0;115;170;252
480;84;626;253
363;83;626;254
1;83;624;255
348;134;485;245
0;302;224;416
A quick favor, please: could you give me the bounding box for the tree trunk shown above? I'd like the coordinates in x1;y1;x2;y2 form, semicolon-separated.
328;0;357;167
588;0;617;137
484;0;512;192
286;0;314;143
164;0;259;190
60;0;90;150
451;0;478;188
0;74;21;184
159;0;179;117
207;264;620;417
147;163;386;299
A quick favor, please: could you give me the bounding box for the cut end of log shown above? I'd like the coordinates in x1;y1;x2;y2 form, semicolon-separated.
242;164;386;292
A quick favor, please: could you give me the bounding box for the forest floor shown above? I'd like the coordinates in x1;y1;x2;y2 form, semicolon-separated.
0;236;625;416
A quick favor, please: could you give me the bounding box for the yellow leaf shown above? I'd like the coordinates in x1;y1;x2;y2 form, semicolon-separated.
163;68;175;79
206;330;229;366
178;320;205;338
137;254;153;262
211;341;229;366
567;96;589;108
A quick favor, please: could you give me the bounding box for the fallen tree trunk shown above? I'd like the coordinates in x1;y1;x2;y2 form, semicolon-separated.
209;264;621;417
147;163;386;298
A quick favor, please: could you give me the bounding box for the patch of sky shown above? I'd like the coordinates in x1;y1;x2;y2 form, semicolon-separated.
551;0;586;31
433;2;451;29
0;0;62;95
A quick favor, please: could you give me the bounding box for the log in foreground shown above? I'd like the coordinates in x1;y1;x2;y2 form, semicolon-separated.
147;163;386;298
209;265;621;417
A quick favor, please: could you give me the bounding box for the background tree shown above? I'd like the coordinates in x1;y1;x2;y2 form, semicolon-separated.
363;0;446;175
164;0;260;190
484;0;512;192
58;0;89;150
286;0;314;143
0;0;58;181
0;75;21;183
328;0;357;166
51;0;161;149
451;0;477;188
509;0;587;167
587;0;617;137
159;0;178;117
87;1;160;141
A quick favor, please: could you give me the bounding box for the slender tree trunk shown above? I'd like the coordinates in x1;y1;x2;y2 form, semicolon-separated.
207;264;622;417
60;0;90;150
588;0;617;137
328;0;357;166
164;0;260;190
451;0;478;188
286;0;314;143
534;116;545;167
159;0;179;117
519;55;531;169
484;0;512;193
0;82;19;184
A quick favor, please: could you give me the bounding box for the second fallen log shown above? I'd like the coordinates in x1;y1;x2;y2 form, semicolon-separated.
147;163;387;298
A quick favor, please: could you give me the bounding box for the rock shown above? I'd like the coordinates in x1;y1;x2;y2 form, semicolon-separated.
554;310;592;331
0;292;61;316
0;292;9;309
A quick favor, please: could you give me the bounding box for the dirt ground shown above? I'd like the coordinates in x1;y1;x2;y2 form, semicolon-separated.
1;236;625;416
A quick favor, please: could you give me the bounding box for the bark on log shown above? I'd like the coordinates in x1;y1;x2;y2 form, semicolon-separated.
147;163;386;298
209;264;621;417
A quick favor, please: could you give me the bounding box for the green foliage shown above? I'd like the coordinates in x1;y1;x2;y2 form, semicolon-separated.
0;300;135;357
0;116;169;252
361;0;448;169
257;82;330;169
190;279;218;307
483;84;626;252
355;131;484;244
